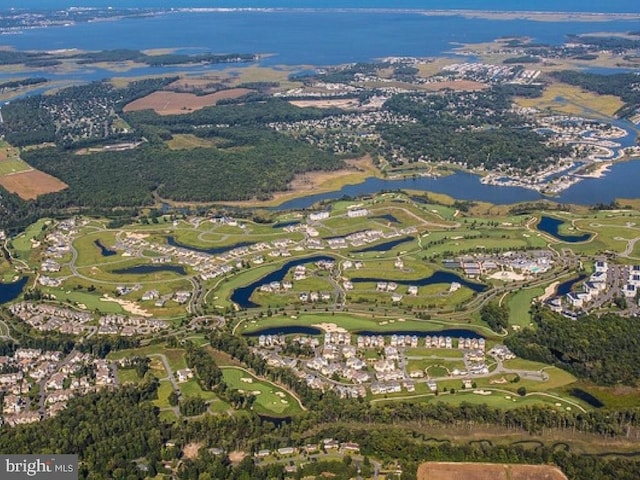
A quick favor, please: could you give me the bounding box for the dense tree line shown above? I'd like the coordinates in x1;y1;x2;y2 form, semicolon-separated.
0;383;165;479
179;397;208;417
184;343;222;390
0;93;346;227
22;126;342;205
505;306;640;385
480;301;509;332
566;34;640;53
503;56;541;64
0;77;47;90
72;49;256;67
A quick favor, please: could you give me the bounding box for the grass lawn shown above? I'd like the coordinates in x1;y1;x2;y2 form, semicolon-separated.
567;382;640;409
506;286;545;328
117;368;142;385
42;289;125;314
378;388;581;411
166;134;219;150
108;344;187;374
238;312;487;336
11;218;50;255
221;367;302;416
0;141;31;175
0;157;31;175
179;378;220;401
159;410;178;423
153;379;175;409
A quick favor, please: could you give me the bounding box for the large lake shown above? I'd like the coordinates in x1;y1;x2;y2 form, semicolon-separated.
273;158;640;209
0;5;637;78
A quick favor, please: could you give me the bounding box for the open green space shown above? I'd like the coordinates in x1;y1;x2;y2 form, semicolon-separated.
41;289;125;314
568;382;640;409
237;312;490;336
220;367;302;416
11;218;50;257
108;345;187;373
506;286;545;328
179;378;221;402
0;140;32;175
72;230;122;267
116;368;142;385
153;379;175;409
159;410;178;423
407;358;466;374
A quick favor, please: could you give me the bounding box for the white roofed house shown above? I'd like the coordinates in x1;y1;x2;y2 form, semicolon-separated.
594;260;608;273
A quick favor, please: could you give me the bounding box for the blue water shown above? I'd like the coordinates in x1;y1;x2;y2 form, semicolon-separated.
272;220;300;229
0;276;28;304
231;255;334;308
351;270;487;292
537;216;592;242
167;236;254;255
243;325;323;336
371;214;400;224
0;3;637;205
111;264;186;275
556;274;588;296
274;154;640;209
352;236;414;253
6;1;639;13
0;9;636;72
94;239;116;257
275;174;543;209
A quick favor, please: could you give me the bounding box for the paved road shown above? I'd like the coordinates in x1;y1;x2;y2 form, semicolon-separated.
149;353;181;418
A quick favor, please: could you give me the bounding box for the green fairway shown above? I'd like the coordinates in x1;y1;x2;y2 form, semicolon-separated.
42;289;125;314
506;286;545;329
221;367;303;416
375;387;583;411
11;218;50;256
238;312;489;336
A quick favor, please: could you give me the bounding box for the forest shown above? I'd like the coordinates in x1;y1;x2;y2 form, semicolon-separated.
505;306;640;385
71;49;257;67
0;86;346;231
1;321;640;479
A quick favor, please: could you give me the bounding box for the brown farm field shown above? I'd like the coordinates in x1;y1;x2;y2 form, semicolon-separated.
123;88;252;115
0;170;67;199
417;462;568;480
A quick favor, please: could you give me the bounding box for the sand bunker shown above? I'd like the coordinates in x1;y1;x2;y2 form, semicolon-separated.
312;322;348;333
100;295;152;317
